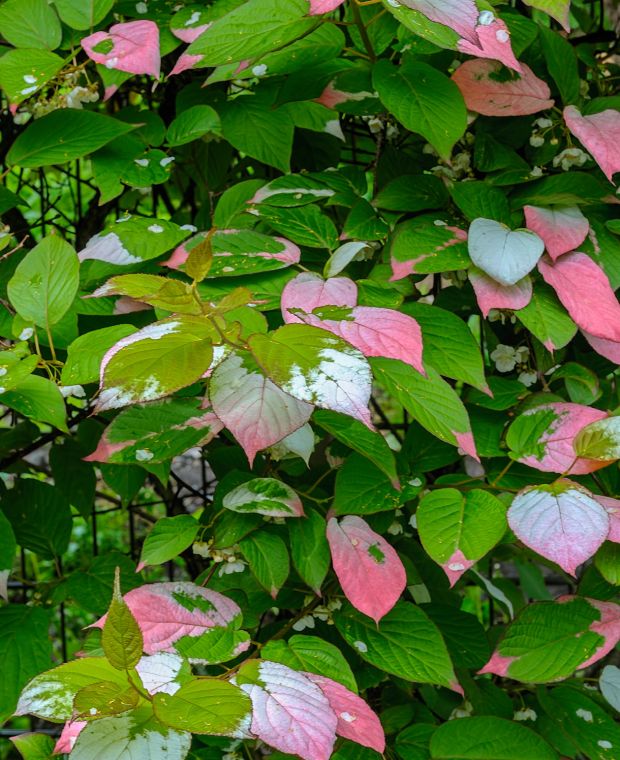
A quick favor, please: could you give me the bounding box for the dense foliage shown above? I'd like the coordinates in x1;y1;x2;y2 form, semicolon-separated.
1;0;620;758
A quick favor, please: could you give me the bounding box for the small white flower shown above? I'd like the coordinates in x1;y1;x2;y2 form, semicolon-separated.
136;1;148;12
387;521;403;536
530;166;543;177
518;371;538;388
292;615;316;632
13;110;32;125
514;708;537;721
367;117;382;134
515;346;530;363
218;560;246;576
534;117;552;129
529;134;545;148
192;541;210;558
553;147;589;171
490;344;517;372
18;327;34;341
59;384;86;398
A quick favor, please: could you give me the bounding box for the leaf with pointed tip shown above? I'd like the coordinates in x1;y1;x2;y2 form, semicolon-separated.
516;283;577;351
507;483;609;575
417;488;507;586
468;218;544;287
452;60;554;116
210;351;312;466
470;269;532;318
93;582;242;655
237;660;337;760
573;416;620;461
524;206;589;261
306;674;385;753
326;516;406;622
82;20;160;77
12;732;57;759
102;569;144;671
523;0;570;30
288;509;331;595
458;17;522;73
389;215;469;280
538;252;620;342
564;105;620;183
137;516;199;572
249;324;373;428
507;401;608;474
239;531;289;598
223;478;303;517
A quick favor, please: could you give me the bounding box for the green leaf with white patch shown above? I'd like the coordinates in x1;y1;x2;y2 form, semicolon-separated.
250;174;335;208
96;317;215;411
138;515;199;571
334;601;457;688
222;478;303;517
373;59;466;160
174;623;251;665
249;324;373;428
62;325;137;385
262;635;358;693
239;530;289;598
154;678;251;736
0;49;63;105
257;204;340;250
574;416;620;461
8;236;79;329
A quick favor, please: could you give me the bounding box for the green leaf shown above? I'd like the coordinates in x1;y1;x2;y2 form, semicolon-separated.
516;283;577;351
0;509;16;598
185;0;316;66
66;552;142;616
506;406;559;461
430;716;558;759
422;604;491;670
154;678;251;735
334;601;457;688
0;605;51;724
574;416;620;461
1;479;72;559
167;105;222;146
93;275;200;314
73;681;140;720
388;215;469;275
288;508;331;594
10;733;55;760
0;49;63;105
381;0;460;49
595;542;620;586
540;26;580;106
62;325;137;385
102;568;144;671
257;203;340;250
0;0;61;48
395;724;436;760
262;635;358;693
0;351;38;393
174;624;251;665
0;375;67;431
8;236;79;328
53;0;114;29
373;59;466;159
373;174;448;213
239;530;289;598
371;358;477;457
417;489;507;578
450;182;512;226
96;316;215;411
314;409;398;482
50;438;96;519
7;110;136;168
333;452;402;515
138;515;199;571
70;708;191;760
402;303;488;392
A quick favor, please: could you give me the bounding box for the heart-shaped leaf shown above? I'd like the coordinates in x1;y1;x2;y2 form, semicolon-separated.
468;218;545;286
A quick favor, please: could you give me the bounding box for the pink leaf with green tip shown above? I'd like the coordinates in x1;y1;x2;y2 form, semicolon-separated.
210;352;313;466
93;582;242;654
518;402;608;475
400;0;479;43
458;18;522;73
305;673;386;753
238;661;337;760
326;515;406;622
524;205;589;261
281;273;358;324
452;60;554;116
507;482;610;576
82;21;160;77
441;549;476;587
539;252;620;342
564;105;620;183
555;597;620;670
470;269;532;317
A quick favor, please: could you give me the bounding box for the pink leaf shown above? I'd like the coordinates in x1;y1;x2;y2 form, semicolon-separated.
452;60;554;116
478;651;516;678
93;582;242;654
169;52;204;76
564;105;620;183
210;352;313;466
304;674;386;753
524;205;590;261
574;597;620;670
309;0;346;14
582;331;620;364
441;549;476;587
539;252;620;342
593;495;620;543
82;20;160;77
281;273;358;324
469;269;532;317
315;81;375;109
400;0;480;43
507;482;610;576
53;721;87;754
326;516;406;622
455;430;480;462
458;18;522;73
517;401;608;475
238;661;337;760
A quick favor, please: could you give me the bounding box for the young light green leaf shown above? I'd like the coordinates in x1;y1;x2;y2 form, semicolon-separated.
102;568;144;670
574;416;620;461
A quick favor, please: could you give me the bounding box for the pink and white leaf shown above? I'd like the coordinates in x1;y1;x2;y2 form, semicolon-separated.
400;0;479;43
518;402;608;475
557;596;620;670
583;331;620;364
564;106;620;183
470;269;532;317
452;60;554;116
53;721;87;754
93;582;242;654
210;352;313;466
594;495;620;543
305;674;385;753
135;652;186;696
507;483;610;576
239;661;337;760
326;516;406;622
82;20;160;77
458;18;522;73
524;205;590;261
169;52;204;76
539;252;620;342
281;273;358;324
